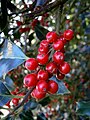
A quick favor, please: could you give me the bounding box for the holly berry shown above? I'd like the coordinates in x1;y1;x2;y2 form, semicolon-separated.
25;58;38;70
36;80;49;93
12;98;19;106
31;88;46;100
53;51;64;64
46;62;57;74
56;71;65;80
31;19;38;29
40;40;49;48
37;53;49;65
63;29;74;40
48;80;58;94
16;21;22;26
46;31;58;43
24;73;37;88
37;70;49;81
19;27;30;33
38;46;49;54
59;62;70;74
6;101;10;108
59;35;67;44
53;40;64;51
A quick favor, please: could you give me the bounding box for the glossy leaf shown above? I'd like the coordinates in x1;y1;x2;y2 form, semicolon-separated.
0;39;28;78
37;113;48;120
36;0;47;6
35;24;49;40
24;99;38;111
19;109;34;120
50;76;70;95
4;76;15;90
0;81;11;106
39;96;51;106
76;101;90;116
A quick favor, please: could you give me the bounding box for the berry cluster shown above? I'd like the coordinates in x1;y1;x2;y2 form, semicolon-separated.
24;29;74;100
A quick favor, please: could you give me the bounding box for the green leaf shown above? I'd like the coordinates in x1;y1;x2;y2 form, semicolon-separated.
39;96;51;106
50;76;70;95
36;0;47;6
4;76;15;90
1;0;7;30
0;81;11;106
24;99;38;110
0;39;28;78
35;24;49;40
76;101;90;116
19;109;34;120
37;113;48;120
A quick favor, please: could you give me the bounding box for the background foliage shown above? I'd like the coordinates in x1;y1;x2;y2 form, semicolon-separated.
0;0;90;119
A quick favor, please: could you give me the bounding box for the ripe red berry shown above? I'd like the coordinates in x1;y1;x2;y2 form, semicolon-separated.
53;40;64;51
31;19;38;29
46;62;57;74
63;29;74;40
46;31;58;43
6;101;10;108
16;21;22;26
37;53;49;65
59;35;67;44
36;80;49;93
53;51;64;64
40;40;49;48
64;82;69;88
37;70;49;81
24;73;37;88
31;88;46;100
56;71;65;80
12;98;19;106
48;80;58;94
59;62;70;74
38;46;49;54
25;58;38;70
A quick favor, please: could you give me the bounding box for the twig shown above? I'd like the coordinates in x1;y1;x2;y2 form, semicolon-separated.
9;0;68;19
4;87;35;119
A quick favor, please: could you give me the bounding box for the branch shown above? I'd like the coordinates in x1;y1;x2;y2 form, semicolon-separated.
9;0;68;18
26;0;68;18
5;87;35;119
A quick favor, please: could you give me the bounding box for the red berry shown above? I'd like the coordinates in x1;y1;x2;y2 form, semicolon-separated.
25;27;30;32
11;91;16;95
46;31;58;43
38;46;49;54
46;62;57;74
48;80;58;94
59;62;70;74
31;88;46;100
31;19;38;29
12;98;19;106
36;80;49;93
37;53;49;65
40;40;49;48
60;48;65;53
59;35;67;44
53;40;64;51
6;101;10;108
64;82;69;88
56;71;65;80
53;51;64;64
24;73;37;88
37;70;49;81
25;58;38;70
63;29;74;40
16;21;22;26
